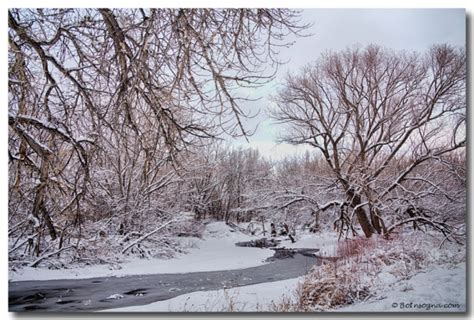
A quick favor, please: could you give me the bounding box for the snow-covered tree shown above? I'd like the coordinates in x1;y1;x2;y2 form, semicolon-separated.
271;45;466;239
8;8;307;262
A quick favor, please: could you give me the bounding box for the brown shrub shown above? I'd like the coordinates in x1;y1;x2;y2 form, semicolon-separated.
295;262;371;311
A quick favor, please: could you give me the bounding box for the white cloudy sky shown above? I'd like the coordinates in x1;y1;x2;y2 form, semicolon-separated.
228;8;466;160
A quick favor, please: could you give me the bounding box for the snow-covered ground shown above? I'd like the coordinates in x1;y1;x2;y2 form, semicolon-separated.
337;262;466;312
10;222;340;282
10;221;465;313
104;277;303;312
96;230;345;313
9;222;274;282
284;232;338;256
103;262;466;312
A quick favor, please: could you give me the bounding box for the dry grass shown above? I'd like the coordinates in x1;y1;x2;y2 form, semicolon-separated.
295;260;372;311
336;236;377;259
288;231;465;311
269;294;297;312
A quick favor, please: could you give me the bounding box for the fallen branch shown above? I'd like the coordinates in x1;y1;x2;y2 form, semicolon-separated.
120;231;143;243
9;233;38;254
8;219;29;236
29;245;76;268
226;221;250;235
121;219;179;254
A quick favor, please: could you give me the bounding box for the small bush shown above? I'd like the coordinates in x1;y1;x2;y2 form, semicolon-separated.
291;231;465;311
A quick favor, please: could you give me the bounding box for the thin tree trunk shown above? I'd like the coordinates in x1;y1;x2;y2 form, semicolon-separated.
33;154;57;242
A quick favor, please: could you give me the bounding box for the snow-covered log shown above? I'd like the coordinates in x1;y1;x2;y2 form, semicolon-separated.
28;245;76;268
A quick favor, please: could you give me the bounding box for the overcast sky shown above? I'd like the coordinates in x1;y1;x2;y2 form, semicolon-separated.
229;8;466;160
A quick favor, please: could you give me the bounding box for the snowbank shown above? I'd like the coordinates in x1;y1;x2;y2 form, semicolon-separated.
104;277;303;312
337;263;466;312
295;231;466;312
10;222;274;282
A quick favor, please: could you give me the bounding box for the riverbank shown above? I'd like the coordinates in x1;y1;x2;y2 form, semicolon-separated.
10;222;275;282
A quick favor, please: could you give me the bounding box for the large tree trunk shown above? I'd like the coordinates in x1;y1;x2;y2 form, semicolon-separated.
370;209;382;234
347;189;374;238
355;207;373;238
370;207;387;235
